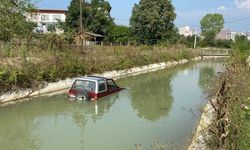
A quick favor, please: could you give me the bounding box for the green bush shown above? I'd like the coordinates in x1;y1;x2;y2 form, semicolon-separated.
0;66;34;94
232;35;250;62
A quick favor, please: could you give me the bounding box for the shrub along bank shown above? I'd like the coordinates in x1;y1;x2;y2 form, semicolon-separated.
206;38;250;149
0;45;197;95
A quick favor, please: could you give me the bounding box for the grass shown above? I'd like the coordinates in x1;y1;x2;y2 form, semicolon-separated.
207;56;250;149
226;60;250;149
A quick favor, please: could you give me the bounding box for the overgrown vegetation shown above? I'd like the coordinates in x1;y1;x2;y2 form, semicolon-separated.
0;39;197;95
207;36;250;149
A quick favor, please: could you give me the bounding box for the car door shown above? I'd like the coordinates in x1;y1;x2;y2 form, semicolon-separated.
97;79;108;98
107;79;119;93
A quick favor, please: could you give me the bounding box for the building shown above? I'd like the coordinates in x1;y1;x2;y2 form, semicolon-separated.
77;32;104;46
236;32;246;37
178;26;195;37
246;31;250;40
26;9;104;45
26;9;67;33
216;29;236;41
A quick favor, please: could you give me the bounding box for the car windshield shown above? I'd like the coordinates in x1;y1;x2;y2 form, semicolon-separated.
72;80;96;92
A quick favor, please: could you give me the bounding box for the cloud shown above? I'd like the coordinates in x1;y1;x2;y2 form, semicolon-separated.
235;0;250;9
217;6;226;11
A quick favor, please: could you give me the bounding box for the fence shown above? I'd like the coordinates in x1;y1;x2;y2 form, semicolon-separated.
194;48;231;56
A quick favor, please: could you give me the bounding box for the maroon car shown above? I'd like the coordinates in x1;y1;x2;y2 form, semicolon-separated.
68;76;123;101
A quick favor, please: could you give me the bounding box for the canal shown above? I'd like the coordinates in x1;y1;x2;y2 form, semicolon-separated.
0;61;223;150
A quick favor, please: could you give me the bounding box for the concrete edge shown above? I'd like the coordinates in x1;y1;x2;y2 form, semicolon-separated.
247;55;250;66
202;56;230;59
187;99;216;150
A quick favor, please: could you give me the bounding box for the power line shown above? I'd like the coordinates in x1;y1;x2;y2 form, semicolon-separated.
224;16;250;24
115;16;250;30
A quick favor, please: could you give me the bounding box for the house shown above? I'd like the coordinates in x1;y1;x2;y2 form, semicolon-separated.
26;9;67;33
216;29;236;41
83;32;104;45
178;26;195;37
76;32;104;46
26;9;104;45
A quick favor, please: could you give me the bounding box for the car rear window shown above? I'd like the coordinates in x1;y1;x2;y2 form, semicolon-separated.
72;80;96;92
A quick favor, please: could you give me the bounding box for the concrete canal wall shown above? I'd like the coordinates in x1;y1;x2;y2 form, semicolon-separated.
187;99;216;150
247;55;250;66
202;56;230;59
0;57;202;105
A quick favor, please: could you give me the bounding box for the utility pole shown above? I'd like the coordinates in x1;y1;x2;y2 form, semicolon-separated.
194;27;197;49
79;0;83;38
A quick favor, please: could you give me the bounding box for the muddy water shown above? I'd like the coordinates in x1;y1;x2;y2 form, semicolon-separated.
0;61;223;150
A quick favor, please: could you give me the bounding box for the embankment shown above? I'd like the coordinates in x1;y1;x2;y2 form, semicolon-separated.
0;57;202;105
189;55;250;150
187;99;215;150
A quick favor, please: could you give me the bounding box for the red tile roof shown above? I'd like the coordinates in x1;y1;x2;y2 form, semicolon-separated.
34;9;68;14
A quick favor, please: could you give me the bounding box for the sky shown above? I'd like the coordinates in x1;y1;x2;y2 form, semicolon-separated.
36;0;250;32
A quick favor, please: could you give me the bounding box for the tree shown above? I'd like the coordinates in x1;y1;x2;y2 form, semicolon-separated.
65;0;114;36
200;13;224;45
65;0;88;32
130;0;177;45
86;0;114;35
118;67;174;121
106;25;132;44
0;0;36;43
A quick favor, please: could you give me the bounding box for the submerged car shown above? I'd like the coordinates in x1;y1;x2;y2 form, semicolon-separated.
68;76;123;101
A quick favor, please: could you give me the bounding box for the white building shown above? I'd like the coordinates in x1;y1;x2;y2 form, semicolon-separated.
236;32;246;36
216;29;236;41
246;31;250;40
178;26;195;37
26;9;67;33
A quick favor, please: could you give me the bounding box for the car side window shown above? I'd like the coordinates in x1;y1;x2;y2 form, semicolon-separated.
72;80;95;92
98;80;107;92
107;79;117;89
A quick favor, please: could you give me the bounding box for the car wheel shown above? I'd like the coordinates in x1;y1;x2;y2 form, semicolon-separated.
76;91;90;101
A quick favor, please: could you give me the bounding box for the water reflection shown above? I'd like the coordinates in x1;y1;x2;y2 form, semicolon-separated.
69;93;119;125
198;67;215;90
118;66;184;122
0;93;120;150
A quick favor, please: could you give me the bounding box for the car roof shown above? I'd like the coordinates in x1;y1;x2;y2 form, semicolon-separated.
75;76;111;82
